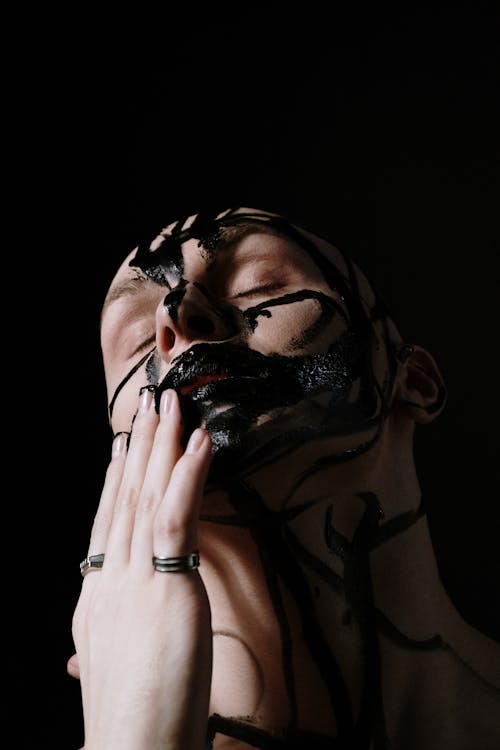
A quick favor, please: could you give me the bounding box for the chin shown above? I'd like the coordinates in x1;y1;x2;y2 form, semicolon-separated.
202;399;326;483
203;394;384;487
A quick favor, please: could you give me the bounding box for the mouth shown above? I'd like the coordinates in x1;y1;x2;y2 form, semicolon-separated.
179;373;231;396
157;343;273;398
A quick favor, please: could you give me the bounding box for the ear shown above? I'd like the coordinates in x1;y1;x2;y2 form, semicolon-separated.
393;344;447;424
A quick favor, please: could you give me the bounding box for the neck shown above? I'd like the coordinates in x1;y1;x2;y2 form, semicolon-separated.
201;418;446;649
216;416;421;516
199;419;500;744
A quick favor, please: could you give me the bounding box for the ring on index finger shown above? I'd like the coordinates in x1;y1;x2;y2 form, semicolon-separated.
80;553;105;577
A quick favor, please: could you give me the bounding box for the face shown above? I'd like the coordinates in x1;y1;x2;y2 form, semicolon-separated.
101;208;402;479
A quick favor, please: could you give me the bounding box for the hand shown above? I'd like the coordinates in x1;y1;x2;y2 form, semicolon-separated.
71;388;213;750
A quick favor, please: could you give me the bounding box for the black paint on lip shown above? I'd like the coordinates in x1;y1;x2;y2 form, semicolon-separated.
151;336;366;456
156;335;366;411
156;343;278;395
152;342;286;447
179;373;231;396
160;336;362;394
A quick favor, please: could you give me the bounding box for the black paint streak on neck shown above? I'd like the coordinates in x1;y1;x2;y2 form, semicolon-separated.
283;525;345;596
199;497;320;529
279;423;383;513
228;482;299;727
369;497;426;549
243;412;384;498
375;611;500;696
206;713;337;748
325;492;389;747
227;480;353;737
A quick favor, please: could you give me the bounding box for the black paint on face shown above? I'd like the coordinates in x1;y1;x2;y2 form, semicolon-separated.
154;331;369;472
108;208;400;478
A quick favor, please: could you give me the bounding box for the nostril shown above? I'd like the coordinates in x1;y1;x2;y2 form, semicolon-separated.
187;314;215;336
163;327;176;350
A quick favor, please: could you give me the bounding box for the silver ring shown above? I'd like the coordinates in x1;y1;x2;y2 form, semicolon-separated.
152;551;200;573
80;553;105;577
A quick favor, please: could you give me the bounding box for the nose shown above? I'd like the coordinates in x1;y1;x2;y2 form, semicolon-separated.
155;282;239;362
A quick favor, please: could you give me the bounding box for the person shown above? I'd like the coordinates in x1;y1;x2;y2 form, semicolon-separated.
69;206;500;749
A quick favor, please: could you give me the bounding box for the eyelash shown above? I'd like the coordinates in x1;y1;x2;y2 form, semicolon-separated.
134;265;283;300
130;334;156;359
232;282;285;299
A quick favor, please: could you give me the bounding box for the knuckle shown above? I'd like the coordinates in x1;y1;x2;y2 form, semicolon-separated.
156;415;181;440
116;486;139;511
129;422;150;441
90;511;111;537
155;513;187;540
104;460;122;481
172;455;207;489
131;410;157;436
136;492;159;514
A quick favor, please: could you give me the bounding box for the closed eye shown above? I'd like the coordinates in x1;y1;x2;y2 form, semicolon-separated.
231;282;285;299
129;334;156;359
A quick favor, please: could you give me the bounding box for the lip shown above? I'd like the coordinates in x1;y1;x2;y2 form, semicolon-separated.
179;373;231;396
157;342;276;398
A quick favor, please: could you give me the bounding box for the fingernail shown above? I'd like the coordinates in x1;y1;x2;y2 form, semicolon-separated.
112;432;128;459
139;385;155;412
186;428;206;453
160;389;175;419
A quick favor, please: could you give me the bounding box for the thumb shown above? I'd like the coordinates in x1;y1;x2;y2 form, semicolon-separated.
67;652;80;680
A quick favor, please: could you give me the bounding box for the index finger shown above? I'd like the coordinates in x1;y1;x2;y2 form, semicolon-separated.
86;432;128;560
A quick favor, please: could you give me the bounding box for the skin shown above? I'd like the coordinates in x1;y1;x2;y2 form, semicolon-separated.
71;208;500;749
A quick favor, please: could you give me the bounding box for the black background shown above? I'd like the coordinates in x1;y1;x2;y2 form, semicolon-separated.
13;4;498;747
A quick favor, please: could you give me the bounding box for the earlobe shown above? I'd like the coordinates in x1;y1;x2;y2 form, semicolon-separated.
394;344;447;423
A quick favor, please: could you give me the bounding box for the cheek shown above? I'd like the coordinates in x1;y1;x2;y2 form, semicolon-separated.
247;299;342;356
107;366;149;433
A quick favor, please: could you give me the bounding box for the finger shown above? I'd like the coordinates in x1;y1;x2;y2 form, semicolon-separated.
87;432;128;557
67;653;80;680
130;389;184;569
105;387;159;565
153;427;212;560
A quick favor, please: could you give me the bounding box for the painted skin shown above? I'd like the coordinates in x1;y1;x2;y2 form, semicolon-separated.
74;208;500;749
102;207;405;480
